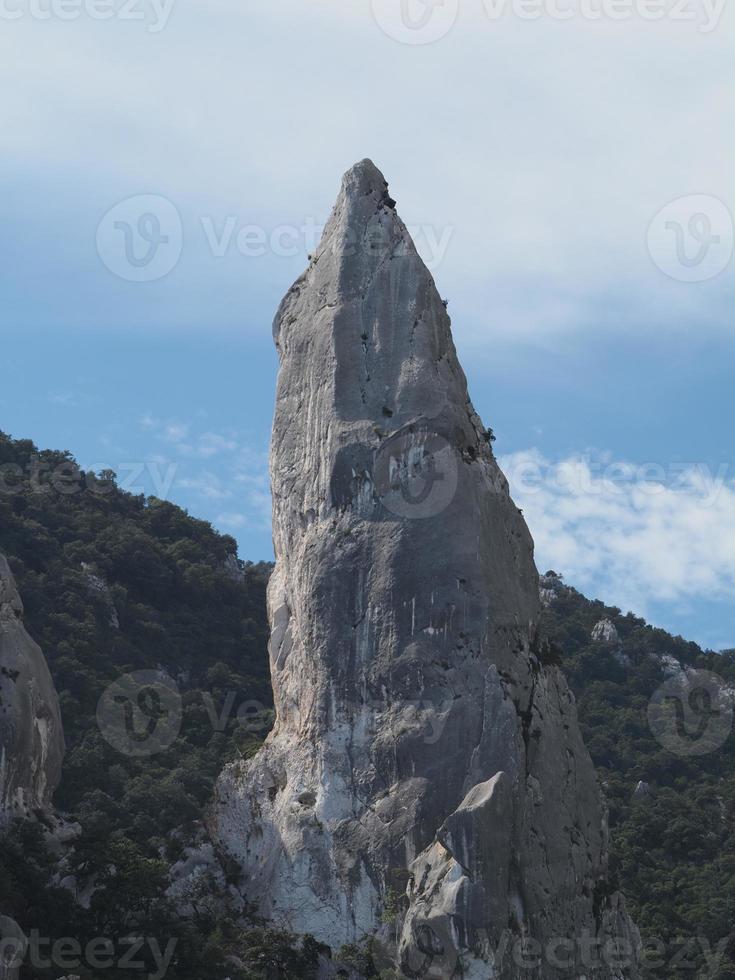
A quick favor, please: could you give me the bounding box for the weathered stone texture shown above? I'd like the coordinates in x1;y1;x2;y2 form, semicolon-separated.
0;554;64;823
213;161;639;977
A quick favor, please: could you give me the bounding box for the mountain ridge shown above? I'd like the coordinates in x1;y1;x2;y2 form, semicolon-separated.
1;422;733;976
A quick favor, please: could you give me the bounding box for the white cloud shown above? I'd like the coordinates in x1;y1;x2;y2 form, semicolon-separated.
135;411;271;528
215;513;250;529
177;473;232;501
216;495;271;533
1;0;732;339
47;391;79;406
198;431;238;457
501;449;735;617
139;416;242;458
162;421;189;444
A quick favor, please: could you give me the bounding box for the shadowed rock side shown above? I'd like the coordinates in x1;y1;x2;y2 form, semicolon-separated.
213;160;639;977
0;554;64;824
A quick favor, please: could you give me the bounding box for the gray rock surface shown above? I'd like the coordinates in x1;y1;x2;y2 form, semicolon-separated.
538;570;568;608
656;652;683;676
80;561;120;629
0;554;64;823
213;160;639;977
592;618;631;667
592;618;620;645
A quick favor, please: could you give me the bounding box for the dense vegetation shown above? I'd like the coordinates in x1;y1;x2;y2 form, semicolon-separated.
1;431;734;977
0;432;311;979
540;572;735;979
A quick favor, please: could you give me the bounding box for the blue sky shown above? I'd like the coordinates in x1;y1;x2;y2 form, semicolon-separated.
1;1;733;650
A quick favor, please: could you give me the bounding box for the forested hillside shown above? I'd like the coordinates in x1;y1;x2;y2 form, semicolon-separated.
1;431;733;978
0;431;304;978
540;572;735;978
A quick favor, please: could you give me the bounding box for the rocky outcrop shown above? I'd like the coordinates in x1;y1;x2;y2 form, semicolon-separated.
538;570;569;608
213;161;639;977
0;554;64;823
80;562;120;629
592;619;620;645
591;618;631;667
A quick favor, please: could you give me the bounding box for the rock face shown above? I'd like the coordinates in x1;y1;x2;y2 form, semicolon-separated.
0;554;64;823
213;161;639;977
591;619;620;645
538;570;568;608
80;562;120;629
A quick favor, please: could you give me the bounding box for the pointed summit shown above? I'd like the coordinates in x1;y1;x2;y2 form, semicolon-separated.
275;160;464;431
328;158;397;226
214;164;639;976
341;156;391;192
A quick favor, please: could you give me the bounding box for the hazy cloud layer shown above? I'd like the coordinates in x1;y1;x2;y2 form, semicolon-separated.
502;449;735;629
2;0;732;339
134;415;271;531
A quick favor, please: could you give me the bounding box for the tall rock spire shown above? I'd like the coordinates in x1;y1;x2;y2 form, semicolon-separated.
0;554;64;823
213;161;638;977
